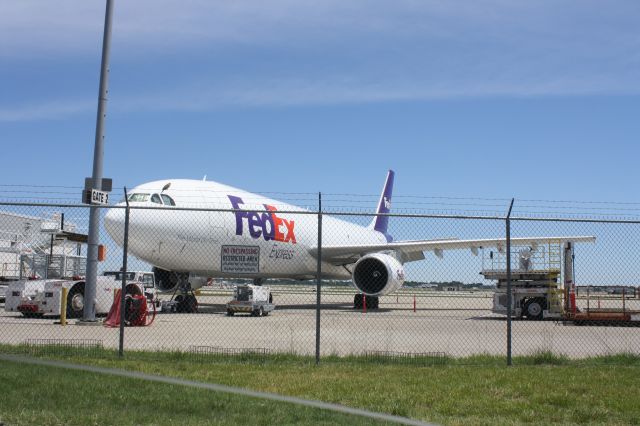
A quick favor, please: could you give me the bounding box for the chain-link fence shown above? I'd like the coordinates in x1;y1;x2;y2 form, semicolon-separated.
1;200;638;364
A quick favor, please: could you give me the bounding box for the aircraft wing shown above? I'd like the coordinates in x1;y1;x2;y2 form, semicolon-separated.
309;236;596;265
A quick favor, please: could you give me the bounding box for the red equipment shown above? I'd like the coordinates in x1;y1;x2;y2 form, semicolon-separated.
104;289;156;327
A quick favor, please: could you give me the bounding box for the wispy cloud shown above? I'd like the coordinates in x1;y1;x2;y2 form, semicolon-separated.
3;73;638;123
0;100;93;122
2;1;639;55
1;0;639;120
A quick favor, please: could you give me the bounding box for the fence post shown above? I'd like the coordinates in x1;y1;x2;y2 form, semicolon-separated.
119;187;130;357
506;198;514;366
315;192;322;365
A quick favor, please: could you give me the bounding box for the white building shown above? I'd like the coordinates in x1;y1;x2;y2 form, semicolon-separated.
0;210;85;280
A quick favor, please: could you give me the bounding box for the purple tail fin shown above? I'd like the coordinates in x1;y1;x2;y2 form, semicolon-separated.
371;170;394;241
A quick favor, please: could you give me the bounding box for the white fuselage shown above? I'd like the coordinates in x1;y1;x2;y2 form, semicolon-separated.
104;179;388;280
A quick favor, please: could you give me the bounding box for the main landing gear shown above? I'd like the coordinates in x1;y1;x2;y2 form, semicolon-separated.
171;273;198;313
353;294;379;309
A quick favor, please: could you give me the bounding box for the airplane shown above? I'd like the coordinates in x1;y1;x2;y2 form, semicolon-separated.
104;170;595;312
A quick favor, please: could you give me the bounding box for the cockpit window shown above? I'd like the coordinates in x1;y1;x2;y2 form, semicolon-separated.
128;193;150;202
151;194;163;204
161;194;176;206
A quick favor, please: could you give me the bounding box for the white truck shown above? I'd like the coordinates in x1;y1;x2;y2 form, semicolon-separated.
226;284;275;317
5;271;158;318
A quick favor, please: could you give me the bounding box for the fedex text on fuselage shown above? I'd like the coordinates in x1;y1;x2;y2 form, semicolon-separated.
228;195;297;244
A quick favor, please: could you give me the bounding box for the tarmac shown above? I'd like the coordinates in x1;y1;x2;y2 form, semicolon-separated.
1;287;639;358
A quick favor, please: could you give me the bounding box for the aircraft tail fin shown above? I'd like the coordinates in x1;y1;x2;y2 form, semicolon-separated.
370;170;394;240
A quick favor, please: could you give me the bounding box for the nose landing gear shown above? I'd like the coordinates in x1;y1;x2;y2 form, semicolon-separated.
170;273;198;313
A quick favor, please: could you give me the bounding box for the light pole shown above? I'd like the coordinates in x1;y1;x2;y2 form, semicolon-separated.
82;0;115;322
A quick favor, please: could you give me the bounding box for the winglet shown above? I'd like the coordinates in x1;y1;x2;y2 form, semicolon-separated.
370;170;394;241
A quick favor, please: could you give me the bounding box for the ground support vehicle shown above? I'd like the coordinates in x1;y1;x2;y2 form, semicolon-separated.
484;242;564;320
489;270;563;320
6;271;158;318
226;284;275;317
486;242;640;324
5;280;48;315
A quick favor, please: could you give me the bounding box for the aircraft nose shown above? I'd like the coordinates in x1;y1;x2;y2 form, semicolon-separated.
104;206;126;244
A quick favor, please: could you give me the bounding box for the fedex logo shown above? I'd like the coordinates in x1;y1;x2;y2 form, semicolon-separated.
228;195;297;244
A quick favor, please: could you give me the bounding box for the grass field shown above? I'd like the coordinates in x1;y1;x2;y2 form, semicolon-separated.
0;360;398;426
1;348;640;425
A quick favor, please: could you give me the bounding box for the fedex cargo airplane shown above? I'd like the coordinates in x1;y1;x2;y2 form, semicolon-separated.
104;170;595;311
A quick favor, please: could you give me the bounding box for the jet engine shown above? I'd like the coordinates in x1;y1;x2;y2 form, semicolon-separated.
352;253;405;296
152;266;180;292
152;267;208;292
152;266;207;293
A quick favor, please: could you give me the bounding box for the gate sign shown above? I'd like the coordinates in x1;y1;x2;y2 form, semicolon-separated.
91;189;109;205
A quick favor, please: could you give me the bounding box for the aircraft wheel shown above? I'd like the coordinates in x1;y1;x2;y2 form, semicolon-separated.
353;294;363;309
366;295;379;309
175;294;198;313
186;294;198;313
174;295;185;312
226;310;234;316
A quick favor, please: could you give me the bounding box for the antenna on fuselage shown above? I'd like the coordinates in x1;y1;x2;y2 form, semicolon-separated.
202;175;207;181
161;182;171;193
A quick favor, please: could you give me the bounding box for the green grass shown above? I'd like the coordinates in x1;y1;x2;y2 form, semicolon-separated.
0;361;393;426
2;346;640;425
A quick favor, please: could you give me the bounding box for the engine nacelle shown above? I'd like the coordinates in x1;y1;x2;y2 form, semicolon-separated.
152;267;179;292
352;253;405;296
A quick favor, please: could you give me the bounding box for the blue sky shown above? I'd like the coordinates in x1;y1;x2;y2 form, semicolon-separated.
1;1;640;217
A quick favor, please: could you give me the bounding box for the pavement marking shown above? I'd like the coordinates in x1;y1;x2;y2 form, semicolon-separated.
1;354;436;426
